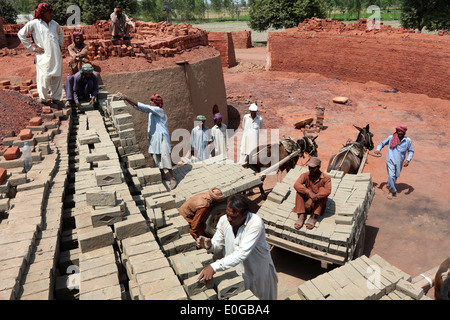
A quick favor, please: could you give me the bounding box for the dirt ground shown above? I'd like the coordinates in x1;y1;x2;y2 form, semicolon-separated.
0;42;448;300
227;47;450;299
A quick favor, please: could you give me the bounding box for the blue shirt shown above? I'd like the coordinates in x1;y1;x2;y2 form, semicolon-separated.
377;135;414;177
134;102;171;155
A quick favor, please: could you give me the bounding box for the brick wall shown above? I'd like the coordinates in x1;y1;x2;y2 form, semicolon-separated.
0;17;7;48
207;32;236;68
231;30;252;49
267;28;450;100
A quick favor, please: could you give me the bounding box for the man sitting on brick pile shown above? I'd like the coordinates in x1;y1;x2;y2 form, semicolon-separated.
179;187;225;240
110;4;135;41
115;91;177;189
196;194;278;300
292;156;331;230
65;63;98;108
67;31;90;75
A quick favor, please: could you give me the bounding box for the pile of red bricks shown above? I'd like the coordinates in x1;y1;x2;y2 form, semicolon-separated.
0;79;38;96
0;17;7;49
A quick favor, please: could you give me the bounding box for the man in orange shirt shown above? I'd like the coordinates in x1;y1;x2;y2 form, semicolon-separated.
179;188;225;239
292;157;331;229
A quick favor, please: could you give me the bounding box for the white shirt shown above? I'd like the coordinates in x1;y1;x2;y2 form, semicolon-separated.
211;123;228;158
210;212;278;300
17;19;64;78
191;125;212;160
134;102;171;155
240;114;263;155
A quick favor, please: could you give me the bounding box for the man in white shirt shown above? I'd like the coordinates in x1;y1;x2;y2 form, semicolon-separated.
17;3;64;106
211;113;228;158
240;103;263;164
190;115;212;161
116;92;177;189
196;194;278;300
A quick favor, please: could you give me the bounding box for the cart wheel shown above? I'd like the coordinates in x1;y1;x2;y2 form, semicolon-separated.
204;202;228;238
353;224;366;259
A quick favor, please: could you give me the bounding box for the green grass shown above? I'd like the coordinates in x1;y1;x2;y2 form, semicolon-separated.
329;10;401;21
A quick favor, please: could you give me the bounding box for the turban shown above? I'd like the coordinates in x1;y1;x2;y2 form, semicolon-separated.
150;94;163;107
390;125;407;148
208;188;225;202
81;63;94;74
308;156;321;168
34;3;52;20
249;103;258;111
213;113;222;120
72;31;84;42
196;115;206;121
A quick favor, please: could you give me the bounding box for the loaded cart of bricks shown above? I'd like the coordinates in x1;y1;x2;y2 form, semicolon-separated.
258;166;374;269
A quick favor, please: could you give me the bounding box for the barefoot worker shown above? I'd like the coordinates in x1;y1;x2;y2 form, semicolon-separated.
292;157;331;230
116;92;177;189
374;125;414;199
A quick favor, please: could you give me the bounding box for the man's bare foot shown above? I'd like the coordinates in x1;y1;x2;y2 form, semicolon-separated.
294;213;306;230
387;192;397;200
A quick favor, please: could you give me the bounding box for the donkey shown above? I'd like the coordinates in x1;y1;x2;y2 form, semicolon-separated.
327;124;374;174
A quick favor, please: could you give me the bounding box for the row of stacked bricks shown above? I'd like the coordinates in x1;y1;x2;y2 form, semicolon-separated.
0;104;72;299
66;89;259;300
289;254;432;300
257;166;374;262
0;79;39;97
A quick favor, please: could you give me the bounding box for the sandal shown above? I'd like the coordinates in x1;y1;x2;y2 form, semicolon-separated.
306;214;318;229
294;213;306;230
169;180;177;190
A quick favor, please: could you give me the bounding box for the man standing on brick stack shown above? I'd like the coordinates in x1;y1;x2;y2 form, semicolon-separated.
196;194;278;300
292;157;331;230
115;92;177;189
179;187;225;240
110;4;135;41
17;3;64;107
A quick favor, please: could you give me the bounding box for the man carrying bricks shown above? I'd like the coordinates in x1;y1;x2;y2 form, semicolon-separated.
292;156;331;230
110;4;135;41
196;194;278;300
179;187;225;240
65;63;99;108
17;3;64;107
115;92;177;189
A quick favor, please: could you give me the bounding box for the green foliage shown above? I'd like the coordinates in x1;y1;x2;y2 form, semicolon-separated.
1;0;19;23
400;0;449;31
28;0;138;26
139;0;167;22
248;0;328;32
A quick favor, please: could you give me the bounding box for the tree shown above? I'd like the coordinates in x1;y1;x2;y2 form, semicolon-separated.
400;0;449;31
248;0;328;32
139;0;167;22
1;0;19;24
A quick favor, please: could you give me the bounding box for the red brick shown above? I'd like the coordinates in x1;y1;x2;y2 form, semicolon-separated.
9;85;20;91
19;129;32;140
3;146;20;160
0;80;10;86
42;106;52;113
29;117;43;126
0;168;6;185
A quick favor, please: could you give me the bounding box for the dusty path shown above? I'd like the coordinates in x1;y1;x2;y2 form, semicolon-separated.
226;46;450;299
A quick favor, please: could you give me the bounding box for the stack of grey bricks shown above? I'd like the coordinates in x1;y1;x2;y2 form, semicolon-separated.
258;166;375;263
100;95;144;169
289;254;432;300
0;108;71;299
170;162;263;208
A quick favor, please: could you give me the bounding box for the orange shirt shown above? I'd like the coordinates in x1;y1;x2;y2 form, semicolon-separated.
293;171;332;200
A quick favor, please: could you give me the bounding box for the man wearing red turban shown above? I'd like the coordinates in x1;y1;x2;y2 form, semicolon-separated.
375;125;414;199
18;3;64;107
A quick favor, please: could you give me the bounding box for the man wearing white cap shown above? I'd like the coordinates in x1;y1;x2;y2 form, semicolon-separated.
240;103;263;164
